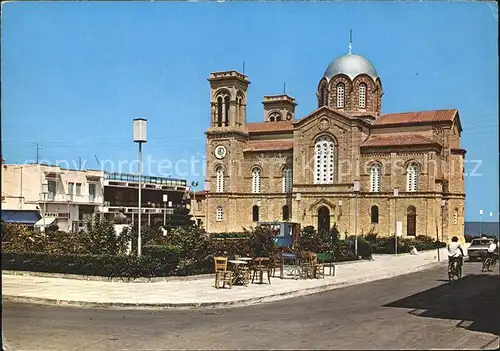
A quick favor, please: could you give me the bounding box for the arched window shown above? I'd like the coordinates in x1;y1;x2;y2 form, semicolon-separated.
314;135;335;184
282;205;290;220
320;85;328;106
336;83;345;108
216;166;224;193
406;163;419;192
453;208;459;225
216;206;223;221
371;205;379;224
252;205;259;222
370;163;381;192
252;167;261;193
216;96;223;127
269;111;282;122
282;166;292;193
224;96;230;127
359;83;366;109
236;93;244;125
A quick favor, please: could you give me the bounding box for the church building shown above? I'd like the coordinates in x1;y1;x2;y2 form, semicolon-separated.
190;49;466;242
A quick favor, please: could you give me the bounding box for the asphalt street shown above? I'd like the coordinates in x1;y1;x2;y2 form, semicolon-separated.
2;262;499;350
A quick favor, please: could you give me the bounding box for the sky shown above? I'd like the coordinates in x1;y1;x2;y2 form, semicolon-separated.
1;1;498;222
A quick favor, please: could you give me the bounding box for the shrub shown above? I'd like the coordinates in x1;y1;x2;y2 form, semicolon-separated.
248;226;276;257
364;230;378;244
344;236;373;259
297;225;337;253
368;235;445;254
1;252;181;278
163;226;214;275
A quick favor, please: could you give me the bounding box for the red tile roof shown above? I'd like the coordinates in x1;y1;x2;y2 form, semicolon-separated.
243;140;294;152
192;190;208;197
361;134;440;148
246;121;294;133
374;109;457;125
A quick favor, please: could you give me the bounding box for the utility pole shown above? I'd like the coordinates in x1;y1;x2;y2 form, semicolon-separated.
35;143;41;164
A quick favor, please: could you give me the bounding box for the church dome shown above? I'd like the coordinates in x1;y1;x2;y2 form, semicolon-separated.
323;53;378;81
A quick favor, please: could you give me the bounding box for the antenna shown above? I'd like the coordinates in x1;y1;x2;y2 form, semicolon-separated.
32;142;42;164
94;154;101;167
242;61;245;74
348;29;353;54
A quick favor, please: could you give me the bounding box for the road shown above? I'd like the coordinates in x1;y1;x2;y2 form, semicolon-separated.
3;262;499;350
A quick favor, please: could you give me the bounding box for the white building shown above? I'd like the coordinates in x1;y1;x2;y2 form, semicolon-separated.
1;164;104;232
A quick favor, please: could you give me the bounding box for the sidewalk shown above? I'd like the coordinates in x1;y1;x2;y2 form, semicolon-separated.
2;248;448;309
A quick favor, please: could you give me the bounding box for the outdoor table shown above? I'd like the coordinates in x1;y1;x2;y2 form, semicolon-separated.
229;260;248;285
238;257;252;261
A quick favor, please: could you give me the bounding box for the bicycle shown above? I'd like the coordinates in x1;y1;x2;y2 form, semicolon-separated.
448;256;463;281
482;255;498;272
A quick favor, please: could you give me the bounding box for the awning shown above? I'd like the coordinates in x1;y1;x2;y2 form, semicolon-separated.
1;210;41;225
34;217;57;227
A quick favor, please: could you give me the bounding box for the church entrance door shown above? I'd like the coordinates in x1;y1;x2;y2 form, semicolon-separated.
317;206;330;233
407;206;416;237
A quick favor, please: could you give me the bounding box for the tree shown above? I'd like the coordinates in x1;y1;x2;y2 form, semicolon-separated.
166;206;196;229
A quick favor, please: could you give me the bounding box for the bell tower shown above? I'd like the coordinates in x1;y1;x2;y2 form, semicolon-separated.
205;70;250;197
208;71;250;130
262;94;296;122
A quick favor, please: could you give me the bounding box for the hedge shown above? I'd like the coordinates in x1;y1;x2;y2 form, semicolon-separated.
365;235;446;254
1;249;196;278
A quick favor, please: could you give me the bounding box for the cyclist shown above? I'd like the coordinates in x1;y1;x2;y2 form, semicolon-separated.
486;238;498;261
488;238;498;254
447;236;464;273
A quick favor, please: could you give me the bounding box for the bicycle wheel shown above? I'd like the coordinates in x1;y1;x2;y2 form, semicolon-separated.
482;258;490;272
488;259;497;272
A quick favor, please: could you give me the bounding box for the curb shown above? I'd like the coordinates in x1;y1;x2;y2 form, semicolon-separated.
2;261;446;310
0;270;214;283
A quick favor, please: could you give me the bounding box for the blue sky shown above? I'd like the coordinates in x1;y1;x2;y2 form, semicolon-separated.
1;1;498;221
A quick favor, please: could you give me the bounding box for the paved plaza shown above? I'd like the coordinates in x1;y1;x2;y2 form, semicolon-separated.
2;249;446;308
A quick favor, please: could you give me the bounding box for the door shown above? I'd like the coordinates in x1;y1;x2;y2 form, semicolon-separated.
89;183;96;202
407;206;416;237
317;206;330;233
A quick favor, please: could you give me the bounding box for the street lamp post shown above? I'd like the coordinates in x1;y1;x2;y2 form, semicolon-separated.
163;194;168;226
42;181;48;233
479;209;484;236
168;201;172;227
191;181;199;201
133;118;147;257
440;199;446;262
393;188;399;255
353;180;360;257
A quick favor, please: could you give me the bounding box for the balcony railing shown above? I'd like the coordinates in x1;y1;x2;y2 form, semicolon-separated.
104;172;187;187
42;193;104;204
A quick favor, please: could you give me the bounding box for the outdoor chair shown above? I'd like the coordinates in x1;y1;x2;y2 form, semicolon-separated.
313;253;325;279
251;257;271;284
270;250;284;278
299;251;316;279
214;256;233;289
234;254;250;286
